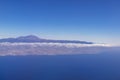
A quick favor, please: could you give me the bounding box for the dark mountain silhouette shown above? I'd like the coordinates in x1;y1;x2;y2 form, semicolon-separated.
0;35;93;44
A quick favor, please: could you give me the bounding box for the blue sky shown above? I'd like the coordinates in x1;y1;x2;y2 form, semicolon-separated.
0;0;120;44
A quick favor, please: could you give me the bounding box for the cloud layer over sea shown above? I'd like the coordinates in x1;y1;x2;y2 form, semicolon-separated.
0;42;119;56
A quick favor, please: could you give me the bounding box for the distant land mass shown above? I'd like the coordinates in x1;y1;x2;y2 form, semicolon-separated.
0;35;93;44
0;35;119;56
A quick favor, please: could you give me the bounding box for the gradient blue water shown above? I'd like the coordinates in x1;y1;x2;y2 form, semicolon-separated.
0;53;120;80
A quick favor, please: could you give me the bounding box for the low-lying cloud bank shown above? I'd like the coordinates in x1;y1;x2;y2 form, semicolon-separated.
0;42;111;47
0;42;119;56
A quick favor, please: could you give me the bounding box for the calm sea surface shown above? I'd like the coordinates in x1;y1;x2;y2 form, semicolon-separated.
0;53;120;80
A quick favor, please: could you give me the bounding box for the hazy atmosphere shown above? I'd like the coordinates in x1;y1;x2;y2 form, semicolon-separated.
0;0;120;80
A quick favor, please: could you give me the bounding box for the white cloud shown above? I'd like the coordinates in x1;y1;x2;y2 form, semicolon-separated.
0;42;112;48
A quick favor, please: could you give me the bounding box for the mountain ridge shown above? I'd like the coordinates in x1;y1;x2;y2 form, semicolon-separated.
0;35;93;44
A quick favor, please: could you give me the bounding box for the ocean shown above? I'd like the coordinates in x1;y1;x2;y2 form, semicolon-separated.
0;53;120;80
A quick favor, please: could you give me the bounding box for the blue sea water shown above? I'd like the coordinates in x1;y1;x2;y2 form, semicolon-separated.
0;53;120;80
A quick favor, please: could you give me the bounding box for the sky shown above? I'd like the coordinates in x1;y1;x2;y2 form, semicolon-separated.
0;0;120;45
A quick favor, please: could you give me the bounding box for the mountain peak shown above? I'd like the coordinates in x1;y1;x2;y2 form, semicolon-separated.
17;35;41;40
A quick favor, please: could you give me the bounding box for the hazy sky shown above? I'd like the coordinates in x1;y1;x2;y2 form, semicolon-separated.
0;0;120;45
